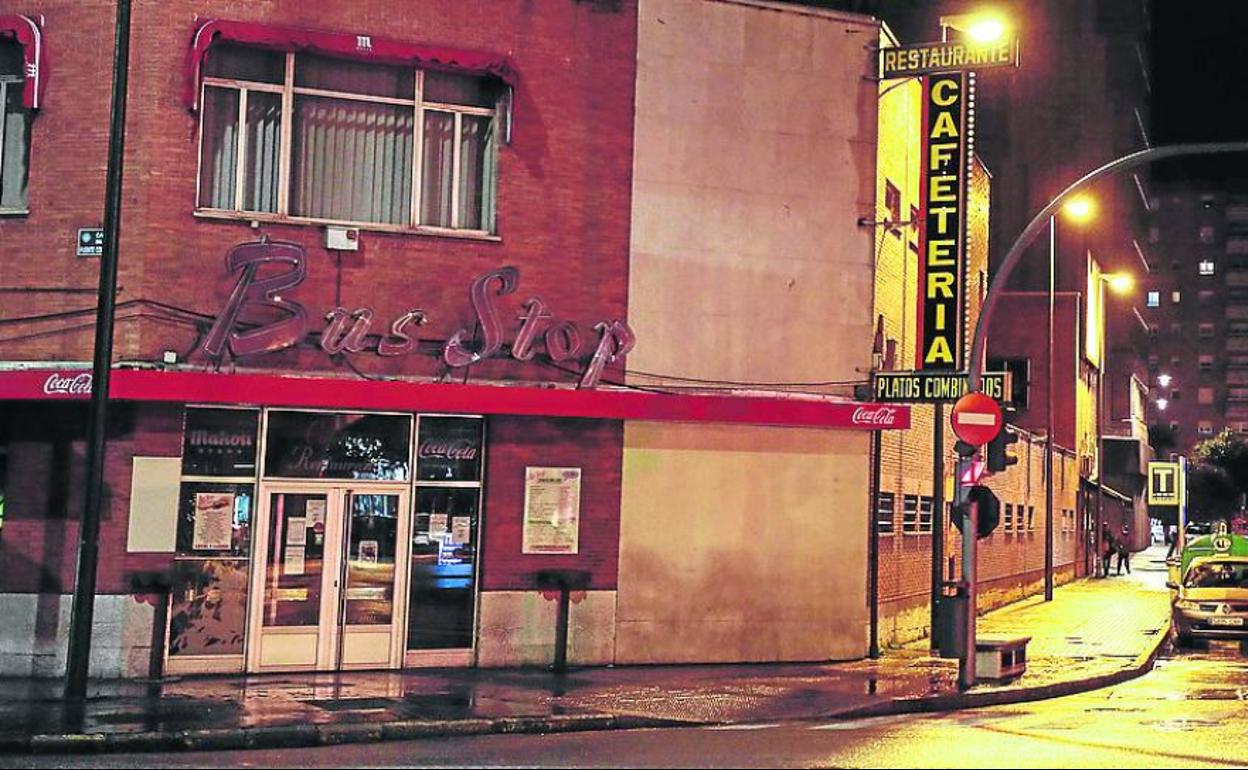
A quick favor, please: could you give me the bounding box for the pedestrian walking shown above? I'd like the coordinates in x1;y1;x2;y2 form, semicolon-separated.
1102;535;1116;577
1165;525;1178;559
1116;540;1131;575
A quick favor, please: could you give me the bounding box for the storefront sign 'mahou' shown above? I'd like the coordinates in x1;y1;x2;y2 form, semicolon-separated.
200;241;635;389
879;38;1020;79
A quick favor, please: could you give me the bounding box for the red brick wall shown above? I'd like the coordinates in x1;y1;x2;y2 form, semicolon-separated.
480;416;622;591
0;1;637;387
0;401;183;594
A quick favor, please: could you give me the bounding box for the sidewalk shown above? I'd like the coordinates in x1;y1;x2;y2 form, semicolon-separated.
0;550;1172;754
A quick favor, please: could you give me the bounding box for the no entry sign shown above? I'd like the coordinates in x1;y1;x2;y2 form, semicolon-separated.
951;391;1003;446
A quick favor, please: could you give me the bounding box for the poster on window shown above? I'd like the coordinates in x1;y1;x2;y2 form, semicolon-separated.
192;493;234;551
522;467;581;555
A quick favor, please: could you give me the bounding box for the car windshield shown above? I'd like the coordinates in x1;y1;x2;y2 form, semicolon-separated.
1185;562;1248;589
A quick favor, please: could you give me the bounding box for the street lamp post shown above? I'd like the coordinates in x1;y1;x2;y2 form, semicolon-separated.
1046;195;1095;599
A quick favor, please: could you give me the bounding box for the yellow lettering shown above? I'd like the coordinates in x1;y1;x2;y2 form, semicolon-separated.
934;303;947;330
927;239;957;266
929;142;957;172
925;337;955;365
928;272;955;299
883;50;897;73
930;206;958;233
930;175;957;203
931;78;959;106
931;111;960;138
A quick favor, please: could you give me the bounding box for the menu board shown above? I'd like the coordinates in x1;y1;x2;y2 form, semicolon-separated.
522;467;582;554
192;493;234;551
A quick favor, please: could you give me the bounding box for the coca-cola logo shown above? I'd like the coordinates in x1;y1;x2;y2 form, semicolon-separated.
852;406;899;427
43;372;93;396
418;439;479;461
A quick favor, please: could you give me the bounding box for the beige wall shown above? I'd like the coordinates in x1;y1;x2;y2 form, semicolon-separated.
617;422;869;663
628;0;878;387
617;0;881;662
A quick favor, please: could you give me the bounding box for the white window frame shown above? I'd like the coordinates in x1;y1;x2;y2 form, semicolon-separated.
902;494;920;535
196;51;499;239
1146;291;1160;308
1200;259;1216;276
0;68;29;215
918;496;933;535
877;492;896;536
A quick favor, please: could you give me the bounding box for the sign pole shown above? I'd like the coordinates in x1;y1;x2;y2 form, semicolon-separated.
1179;455;1188;555
956;453;976;690
65;0;131;700
930;403;945;653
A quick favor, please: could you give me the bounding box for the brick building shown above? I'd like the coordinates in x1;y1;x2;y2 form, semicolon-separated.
0;0;909;677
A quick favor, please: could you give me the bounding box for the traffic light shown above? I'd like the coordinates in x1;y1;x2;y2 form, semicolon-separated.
952;485;1000;539
986;423;1020;473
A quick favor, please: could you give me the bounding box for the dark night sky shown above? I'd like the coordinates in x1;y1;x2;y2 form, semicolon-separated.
1151;2;1248;145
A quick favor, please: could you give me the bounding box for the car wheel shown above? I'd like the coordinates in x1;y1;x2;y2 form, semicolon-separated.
1175;631;1194;649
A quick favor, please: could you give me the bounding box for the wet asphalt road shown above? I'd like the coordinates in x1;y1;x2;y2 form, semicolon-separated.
8;642;1248;769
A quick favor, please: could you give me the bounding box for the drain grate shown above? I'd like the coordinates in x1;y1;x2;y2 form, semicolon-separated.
303;697;397;712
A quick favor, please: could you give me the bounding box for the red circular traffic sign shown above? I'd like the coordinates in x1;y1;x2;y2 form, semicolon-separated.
950;391;1003;446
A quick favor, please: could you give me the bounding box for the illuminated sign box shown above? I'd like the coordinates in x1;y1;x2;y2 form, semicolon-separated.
880;39;1020;79
873;371;1011;404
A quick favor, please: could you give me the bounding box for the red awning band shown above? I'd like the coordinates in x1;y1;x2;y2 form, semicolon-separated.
0;15;46;110
184;19;518;111
0;368;911;431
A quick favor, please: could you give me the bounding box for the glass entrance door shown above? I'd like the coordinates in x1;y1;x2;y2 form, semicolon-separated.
247;485;408;672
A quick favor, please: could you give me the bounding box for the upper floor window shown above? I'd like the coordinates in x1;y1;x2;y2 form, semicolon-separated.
0;41;31;212
1200;225;1216;244
1146;291;1160;308
1200;259;1216;276
1172;290;1182;304
198;46;500;233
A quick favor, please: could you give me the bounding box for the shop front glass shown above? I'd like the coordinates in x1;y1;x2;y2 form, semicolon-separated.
407;416;484;664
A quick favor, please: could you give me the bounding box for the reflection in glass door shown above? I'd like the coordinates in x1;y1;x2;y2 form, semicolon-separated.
247;486;408;672
337;492;402;668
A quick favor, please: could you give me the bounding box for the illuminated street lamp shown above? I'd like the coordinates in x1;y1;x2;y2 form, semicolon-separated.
1157;397;1170;411
1044;195;1100;599
1158;373;1173;388
1096;270;1134;578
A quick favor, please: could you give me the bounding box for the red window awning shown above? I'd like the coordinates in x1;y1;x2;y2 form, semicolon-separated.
0;15;46;109
184;19;518;111
0;368;911;431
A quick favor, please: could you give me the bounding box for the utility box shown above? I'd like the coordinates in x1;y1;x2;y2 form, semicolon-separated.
934;584;968;659
975;636;1030;681
326;226;360;251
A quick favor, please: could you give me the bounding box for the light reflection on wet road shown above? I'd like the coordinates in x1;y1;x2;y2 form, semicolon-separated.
8;643;1248;769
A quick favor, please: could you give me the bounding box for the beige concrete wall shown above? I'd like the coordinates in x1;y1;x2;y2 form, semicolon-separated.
628;0;878;387
476;591;617;668
619;0;880;663
616;422;870;663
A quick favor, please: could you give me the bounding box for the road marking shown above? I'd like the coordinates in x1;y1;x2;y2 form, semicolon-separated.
703;723;782;731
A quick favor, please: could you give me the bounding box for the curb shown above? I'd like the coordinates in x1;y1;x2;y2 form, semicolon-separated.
8;713;687;755
0;619;1172;755
834;616;1172;721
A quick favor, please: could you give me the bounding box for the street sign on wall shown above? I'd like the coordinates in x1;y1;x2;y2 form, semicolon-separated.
879;39;1020;79
872;370;1010;404
1147;461;1183;507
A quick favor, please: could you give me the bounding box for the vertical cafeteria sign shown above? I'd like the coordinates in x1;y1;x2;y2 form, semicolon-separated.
916;72;972;370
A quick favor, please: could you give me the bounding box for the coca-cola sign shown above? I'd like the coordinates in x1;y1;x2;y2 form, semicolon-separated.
43;372;93;396
418;440;479;461
851;406;902;428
